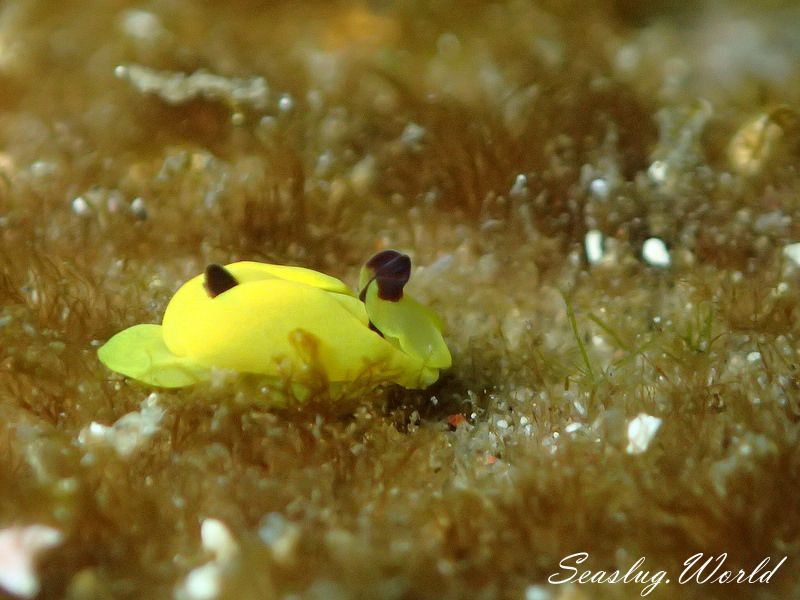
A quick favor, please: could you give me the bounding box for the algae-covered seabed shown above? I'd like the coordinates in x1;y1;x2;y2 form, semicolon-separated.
1;1;800;599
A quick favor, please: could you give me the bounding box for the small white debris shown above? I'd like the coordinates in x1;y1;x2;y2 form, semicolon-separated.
509;174;528;199
585;230;605;264
542;433;558;454
728;113;784;176
201;519;238;563
175;520;238;600
642;237;671;267
277;93;294;112
647;160;668;184
615;44;640;73
71;197;91;217
565;422;583;434
258;513;300;566
783;243;800;266
480;219;503;233
79;424;108;445
754;211;789;235
350;155;375;196
78;393;164;458
400;122;426;148
496;419;509;430
29;161;57;178
0;525;63;598
746;351;761;364
591;335;606;348
181;563;221;600
589;177;610;199
524;584;552;600
573;400;587;417
119;9;165;42
626;413;662;455
130;197;147;219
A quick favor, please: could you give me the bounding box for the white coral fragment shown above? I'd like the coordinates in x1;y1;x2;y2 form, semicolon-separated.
642;237;671;268
201;519;238;563
0;525;63;598
78;393;164;458
584;230;605;264
783;242;800;266
115;64;269;110
175;519;239;600
626;413;662;455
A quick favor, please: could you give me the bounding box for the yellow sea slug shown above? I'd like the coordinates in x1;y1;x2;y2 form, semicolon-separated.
97;251;451;391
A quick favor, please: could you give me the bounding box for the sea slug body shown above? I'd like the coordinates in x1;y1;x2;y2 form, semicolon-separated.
97;251;451;393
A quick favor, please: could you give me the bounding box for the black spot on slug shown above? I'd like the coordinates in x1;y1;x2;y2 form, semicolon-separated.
204;264;238;298
363;250;411;302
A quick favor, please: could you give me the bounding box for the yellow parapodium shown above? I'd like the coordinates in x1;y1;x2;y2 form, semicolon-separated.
97;259;450;391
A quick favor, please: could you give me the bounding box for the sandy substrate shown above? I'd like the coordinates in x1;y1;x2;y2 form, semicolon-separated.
1;1;799;598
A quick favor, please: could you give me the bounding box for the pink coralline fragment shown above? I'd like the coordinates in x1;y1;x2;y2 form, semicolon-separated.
0;525;63;598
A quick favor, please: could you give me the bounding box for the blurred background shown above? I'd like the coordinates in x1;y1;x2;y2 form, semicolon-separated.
1;1;799;599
